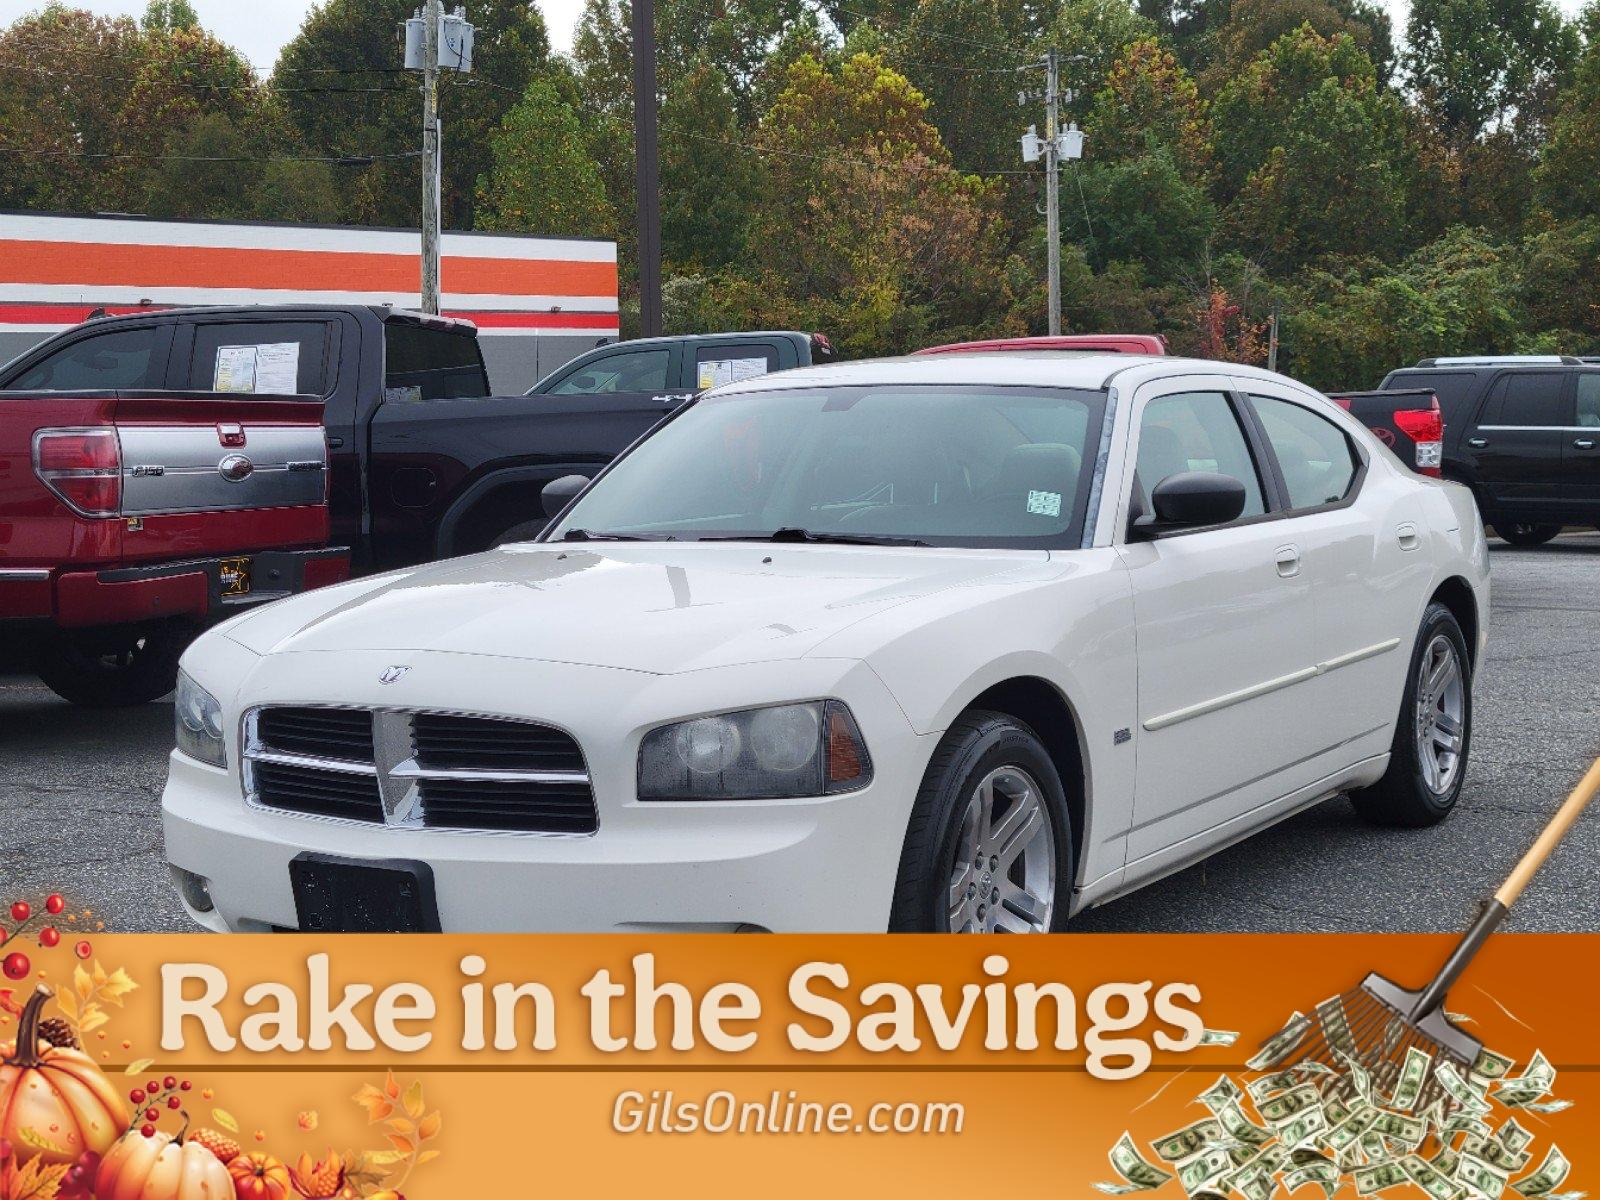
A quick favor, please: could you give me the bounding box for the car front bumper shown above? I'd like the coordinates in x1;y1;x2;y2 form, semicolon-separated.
162;650;933;933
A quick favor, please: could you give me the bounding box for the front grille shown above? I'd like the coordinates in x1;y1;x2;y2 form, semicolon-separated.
414;714;586;773
245;707;595;835
257;707;375;760
253;760;383;822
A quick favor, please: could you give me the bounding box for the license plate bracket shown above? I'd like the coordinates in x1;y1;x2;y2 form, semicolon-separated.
289;854;440;933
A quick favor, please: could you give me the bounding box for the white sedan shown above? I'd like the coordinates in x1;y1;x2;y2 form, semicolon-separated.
162;353;1489;933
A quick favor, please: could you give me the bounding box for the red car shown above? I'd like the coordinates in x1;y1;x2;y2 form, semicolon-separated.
916;334;1168;356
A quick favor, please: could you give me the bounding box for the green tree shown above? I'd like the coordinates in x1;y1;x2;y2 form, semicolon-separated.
1198;0;1394;87
1087;37;1211;179
1534;27;1600;218
275;0;552;229
1405;0;1578;145
1053;0;1159;99
142;0;200;31
660;61;760;270
475;77;614;236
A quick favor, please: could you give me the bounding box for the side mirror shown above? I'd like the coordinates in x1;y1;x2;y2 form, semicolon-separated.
542;474;591;518
1134;471;1246;536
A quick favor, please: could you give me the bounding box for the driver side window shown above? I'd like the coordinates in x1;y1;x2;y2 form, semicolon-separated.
550;348;670;395
9;327;164;392
1135;391;1266;520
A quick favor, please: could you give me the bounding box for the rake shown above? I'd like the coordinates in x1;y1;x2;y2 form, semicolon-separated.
1259;756;1600;1114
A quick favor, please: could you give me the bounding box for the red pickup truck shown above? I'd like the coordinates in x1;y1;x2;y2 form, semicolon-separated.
1;385;346;706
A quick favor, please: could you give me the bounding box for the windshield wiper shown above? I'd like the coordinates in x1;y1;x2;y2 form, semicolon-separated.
560;528;665;542
698;527;930;548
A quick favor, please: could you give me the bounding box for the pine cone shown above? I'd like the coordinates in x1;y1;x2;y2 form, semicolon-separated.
37;1016;78;1049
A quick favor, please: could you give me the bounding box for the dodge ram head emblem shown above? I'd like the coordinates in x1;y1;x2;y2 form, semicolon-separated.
217;453;254;482
379;666;411;685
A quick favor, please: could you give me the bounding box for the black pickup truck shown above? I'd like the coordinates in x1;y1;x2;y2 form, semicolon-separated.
0;307;831;572
1356;356;1600;545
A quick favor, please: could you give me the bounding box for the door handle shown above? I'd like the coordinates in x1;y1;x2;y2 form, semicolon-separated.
1397;521;1420;551
1274;545;1301;577
1574;438;1597;450
653;392;693;408
1466;436;1488;448
326;436;345;449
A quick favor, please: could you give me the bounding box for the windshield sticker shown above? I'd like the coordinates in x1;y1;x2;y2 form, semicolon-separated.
213;342;301;394
697;356;770;390
1027;490;1062;517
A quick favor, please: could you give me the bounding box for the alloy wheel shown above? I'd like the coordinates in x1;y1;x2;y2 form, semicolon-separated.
1414;633;1466;794
946;766;1056;932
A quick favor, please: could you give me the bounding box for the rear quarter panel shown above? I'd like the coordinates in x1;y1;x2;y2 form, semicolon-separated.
0;395;122;566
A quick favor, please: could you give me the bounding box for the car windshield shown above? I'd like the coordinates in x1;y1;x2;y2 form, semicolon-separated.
548;383;1108;549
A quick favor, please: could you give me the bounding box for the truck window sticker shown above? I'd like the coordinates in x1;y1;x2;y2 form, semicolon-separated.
697;356;771;391
213;342;301;394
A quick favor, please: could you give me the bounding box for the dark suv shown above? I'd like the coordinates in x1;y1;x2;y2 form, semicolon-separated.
1376;356;1600;545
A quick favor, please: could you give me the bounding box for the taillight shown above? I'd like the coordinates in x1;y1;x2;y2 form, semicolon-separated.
33;427;122;516
1393;398;1445;477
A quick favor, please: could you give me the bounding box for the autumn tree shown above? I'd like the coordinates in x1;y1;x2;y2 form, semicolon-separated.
1534;20;1600;218
475;77;614;236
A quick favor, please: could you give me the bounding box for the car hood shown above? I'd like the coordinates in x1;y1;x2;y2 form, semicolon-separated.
222;543;1052;675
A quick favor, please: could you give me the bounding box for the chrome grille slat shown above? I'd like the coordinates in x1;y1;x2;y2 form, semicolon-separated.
244;706;596;836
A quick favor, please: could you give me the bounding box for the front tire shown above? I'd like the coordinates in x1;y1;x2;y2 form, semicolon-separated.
889;711;1073;932
1350;603;1471;828
1496;522;1560;547
31;620;193;707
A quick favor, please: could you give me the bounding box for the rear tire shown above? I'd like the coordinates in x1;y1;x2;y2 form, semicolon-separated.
1496;523;1560;547
889;711;1072;932
1350;602;1471;828
488;519;548;548
31;620;192;707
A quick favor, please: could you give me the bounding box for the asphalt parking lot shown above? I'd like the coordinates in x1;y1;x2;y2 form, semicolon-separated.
3;533;1598;934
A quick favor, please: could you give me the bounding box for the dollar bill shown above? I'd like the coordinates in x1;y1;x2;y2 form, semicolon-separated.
1325;1106;1380;1153
1285;1160;1341;1198
1355;1161;1410;1195
1372;1111;1427;1148
1101;1132;1175;1193
1216;1101;1274;1148
1463;1134;1532;1174
1152;1118;1225;1164
1317;997;1358;1057
1178;1148;1235;1196
1517;1100;1573;1115
1248;1071;1302;1102
1434;1148;1462;1177
1404;1153;1467;1200
1228;1165;1276;1200
1338;1049;1376;1105
1495;1052;1555;1104
1259;1083;1323;1127
1512;1147;1571;1197
1199;1028;1240;1047
1459;1152;1511;1199
1278;1108;1329;1149
1200;1075;1245;1112
1438;1061;1495;1117
1248;1013;1311;1071
1391;1045;1433;1112
1498;1119;1535;1155
1472;1048;1516;1081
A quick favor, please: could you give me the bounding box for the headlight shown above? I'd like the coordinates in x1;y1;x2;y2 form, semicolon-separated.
174;670;227;769
638;701;872;800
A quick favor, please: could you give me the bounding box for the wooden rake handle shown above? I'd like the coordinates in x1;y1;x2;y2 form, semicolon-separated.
1413;755;1600;1020
1494;756;1600;909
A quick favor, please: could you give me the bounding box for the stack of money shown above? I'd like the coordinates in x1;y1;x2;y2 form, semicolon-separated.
1094;1010;1580;1200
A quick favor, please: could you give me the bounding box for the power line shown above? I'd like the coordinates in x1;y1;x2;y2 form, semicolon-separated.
0;144;423;165
3;62;411;95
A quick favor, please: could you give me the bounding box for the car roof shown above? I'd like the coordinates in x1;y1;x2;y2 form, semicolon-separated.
711;352;1300;395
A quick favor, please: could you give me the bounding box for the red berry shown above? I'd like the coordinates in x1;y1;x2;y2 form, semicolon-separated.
167;1096;181;1110
163;1075;177;1090
179;1080;192;1091
40;926;60;948
2;952;29;980
9;901;29;923
144;1107;159;1122
130;1089;145;1104
74;940;92;959
140;1124;155;1138
46;894;64;915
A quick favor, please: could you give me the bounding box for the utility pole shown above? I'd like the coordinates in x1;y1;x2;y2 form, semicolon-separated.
1044;47;1061;336
420;0;442;314
1020;51;1083;337
632;0;662;337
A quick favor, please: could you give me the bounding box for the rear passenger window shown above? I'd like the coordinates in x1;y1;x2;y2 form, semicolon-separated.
188;322;331;396
1576;374;1600;428
1251;395;1361;509
1137;392;1266;520
383;323;489;400
9;328;164;391
694;345;777;390
1479;372;1567;427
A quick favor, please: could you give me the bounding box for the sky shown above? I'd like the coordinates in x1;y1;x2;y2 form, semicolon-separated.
0;0;1589;68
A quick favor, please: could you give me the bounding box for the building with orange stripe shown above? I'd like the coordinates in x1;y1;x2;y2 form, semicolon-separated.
0;211;620;392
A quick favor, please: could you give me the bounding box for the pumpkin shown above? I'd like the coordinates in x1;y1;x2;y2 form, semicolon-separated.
0;986;127;1166
96;1128;233;1200
228;1152;292;1200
